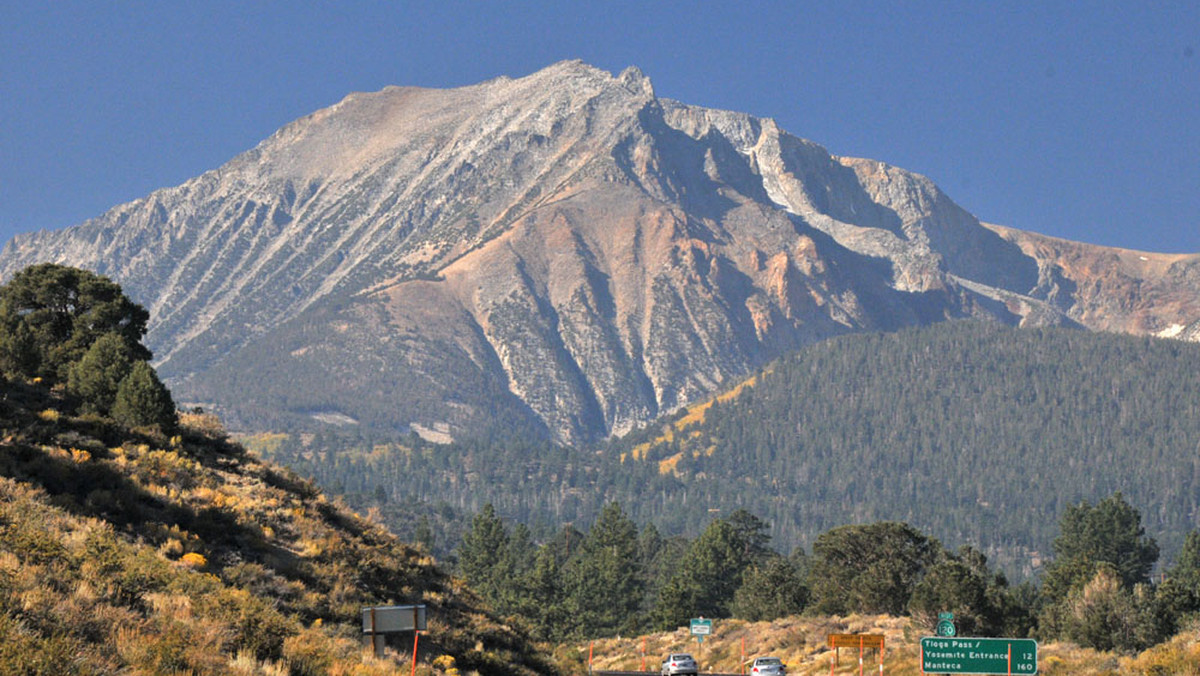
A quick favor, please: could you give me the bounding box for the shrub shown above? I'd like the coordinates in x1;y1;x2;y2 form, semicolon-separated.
1063;566;1141;652
282;627;336;676
180;552;208;569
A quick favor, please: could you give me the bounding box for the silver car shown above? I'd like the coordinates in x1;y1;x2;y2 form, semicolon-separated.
750;656;786;675
661;652;698;676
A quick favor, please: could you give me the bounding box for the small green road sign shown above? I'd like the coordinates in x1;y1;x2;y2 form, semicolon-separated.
921;637;1037;675
936;619;957;637
690;618;712;643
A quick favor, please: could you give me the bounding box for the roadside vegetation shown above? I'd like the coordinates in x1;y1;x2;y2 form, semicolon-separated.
569;613;1200;675
456;497;1199;661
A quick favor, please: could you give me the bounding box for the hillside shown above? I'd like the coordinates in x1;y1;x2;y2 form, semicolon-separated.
257;321;1200;578
3;62;1199;445
607;321;1200;573
0;378;555;675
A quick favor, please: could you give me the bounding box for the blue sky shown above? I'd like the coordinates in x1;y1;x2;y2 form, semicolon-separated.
2;2;1197;252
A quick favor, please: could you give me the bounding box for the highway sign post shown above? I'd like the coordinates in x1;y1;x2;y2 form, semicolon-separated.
362;604;427;660
690;617;712;643
828;634;885;675
936;612;957;637
921;637;1037;675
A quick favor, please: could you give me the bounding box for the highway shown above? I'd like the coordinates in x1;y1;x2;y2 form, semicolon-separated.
593;672;742;676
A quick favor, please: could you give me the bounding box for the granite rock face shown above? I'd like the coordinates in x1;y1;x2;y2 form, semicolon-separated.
4;61;1198;443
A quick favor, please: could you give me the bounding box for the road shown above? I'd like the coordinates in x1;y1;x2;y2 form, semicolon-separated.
593;672;742;676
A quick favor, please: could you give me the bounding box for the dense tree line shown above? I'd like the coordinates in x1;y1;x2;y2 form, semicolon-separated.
257;321;1200;581
453;503;808;641
449;495;1200;653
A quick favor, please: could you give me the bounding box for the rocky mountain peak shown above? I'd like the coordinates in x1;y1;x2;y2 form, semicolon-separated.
618;65;655;97
2;62;1197;444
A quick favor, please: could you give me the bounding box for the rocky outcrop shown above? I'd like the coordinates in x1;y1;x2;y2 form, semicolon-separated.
3;61;1197;444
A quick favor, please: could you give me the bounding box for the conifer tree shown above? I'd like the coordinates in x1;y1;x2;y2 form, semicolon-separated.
1042;493;1159;603
456;504;509;603
562;502;642;637
654;516;758;628
1154;530;1200;631
725;509;773;560
0;263;150;381
1038;493;1169;651
908;554;991;635
495;522;537;613
523;545;569;642
730;556;808;621
1060;565;1143;652
414;516;435;553
111;360;177;431
808;521;940;615
67;332;135;415
0;312;37;378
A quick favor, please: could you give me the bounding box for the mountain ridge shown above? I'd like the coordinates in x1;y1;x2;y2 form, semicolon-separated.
3;61;1198;443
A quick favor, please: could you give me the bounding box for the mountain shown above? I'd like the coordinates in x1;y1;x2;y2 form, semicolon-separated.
3;61;1199;444
0;378;555;675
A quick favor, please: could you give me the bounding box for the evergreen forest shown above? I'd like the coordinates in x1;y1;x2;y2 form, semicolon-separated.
254;321;1200;580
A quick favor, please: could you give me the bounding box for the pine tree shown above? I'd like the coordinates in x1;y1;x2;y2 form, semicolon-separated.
0;312;37;378
730;556;808;621
654;517;755;628
908;554;991;635
0;263;150;381
494;523;537;614
808;521;940;615
67;333;135;415
111;361;178;431
1042;493;1159;603
562;502;642;637
1038;493;1168;650
456;504;510;604
1062;565;1141;652
414;516;435;553
1156;530;1200;630
524;545;569;642
725;509;773;560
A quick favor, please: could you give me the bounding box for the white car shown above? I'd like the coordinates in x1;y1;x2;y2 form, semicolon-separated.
661;652;699;676
750;656;786;675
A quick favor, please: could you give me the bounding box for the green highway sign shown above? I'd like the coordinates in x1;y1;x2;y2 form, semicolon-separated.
921;637;1037;674
689;618;712;636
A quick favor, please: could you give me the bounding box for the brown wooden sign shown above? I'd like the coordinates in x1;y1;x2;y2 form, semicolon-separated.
828;633;885;650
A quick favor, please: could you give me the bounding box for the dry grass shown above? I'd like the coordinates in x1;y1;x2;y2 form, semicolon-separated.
568;615;1200;675
0;388;558;675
